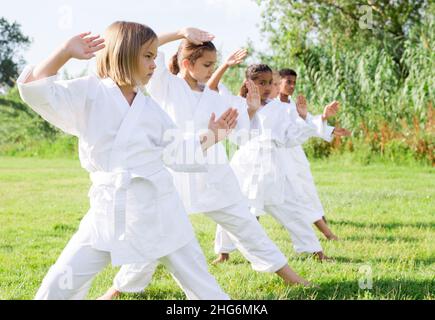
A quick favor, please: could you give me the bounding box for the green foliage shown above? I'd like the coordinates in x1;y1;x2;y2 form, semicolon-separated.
252;1;434;132
244;0;435;164
0;17;31;88
0;87;77;158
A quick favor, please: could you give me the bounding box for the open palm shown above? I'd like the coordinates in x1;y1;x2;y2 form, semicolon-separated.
182;28;215;45
322;101;340;120
208;108;238;143
246;80;261;112
226;49;248;66
296;95;308;119
64;32;105;60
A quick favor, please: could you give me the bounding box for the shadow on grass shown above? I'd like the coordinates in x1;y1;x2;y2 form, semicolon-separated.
116;279;434;300
283;278;435;300
331;219;435;230
120;287;186;300
330;255;435;267
342;235;421;243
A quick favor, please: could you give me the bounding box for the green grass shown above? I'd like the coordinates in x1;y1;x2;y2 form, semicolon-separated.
0;157;434;300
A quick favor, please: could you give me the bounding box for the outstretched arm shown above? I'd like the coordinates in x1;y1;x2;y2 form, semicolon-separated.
25;32;104;83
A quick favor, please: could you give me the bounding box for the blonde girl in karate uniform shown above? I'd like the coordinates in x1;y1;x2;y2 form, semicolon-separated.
16;21;244;300
99;28;313;300
210;63;344;262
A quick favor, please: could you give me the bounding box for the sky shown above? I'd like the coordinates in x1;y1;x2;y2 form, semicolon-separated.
2;0;266;77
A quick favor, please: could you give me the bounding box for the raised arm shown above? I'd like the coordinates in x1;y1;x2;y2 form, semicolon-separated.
25;32;104;83
17;32;104;136
158;28;214;47
207;48;248;91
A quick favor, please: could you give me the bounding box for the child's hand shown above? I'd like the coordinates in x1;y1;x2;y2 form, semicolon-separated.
333;127;351;137
322;101;339;121
207;108;238;143
62;32;105;60
180;28;215;45
246;80;261;113
225;49;248;67
296;95;308;120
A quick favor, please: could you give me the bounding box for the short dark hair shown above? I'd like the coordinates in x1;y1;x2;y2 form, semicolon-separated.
279;68;298;78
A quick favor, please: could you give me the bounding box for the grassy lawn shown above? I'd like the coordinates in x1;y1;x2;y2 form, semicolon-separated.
0;156;433;300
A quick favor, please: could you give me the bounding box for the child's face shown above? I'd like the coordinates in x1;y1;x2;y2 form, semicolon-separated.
280;75;297;96
185;50;217;84
269;74;280;99
137;39;158;86
252;72;273;104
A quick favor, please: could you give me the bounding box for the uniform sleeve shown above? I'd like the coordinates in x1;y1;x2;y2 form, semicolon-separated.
306;113;335;143
217;83;233;96
217;87;260;147
17;66;93;137
146;51;173;107
258;104;319;148
157;103;208;172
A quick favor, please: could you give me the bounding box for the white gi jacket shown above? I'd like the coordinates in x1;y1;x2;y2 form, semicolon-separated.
146;52;255;213
17;67;208;265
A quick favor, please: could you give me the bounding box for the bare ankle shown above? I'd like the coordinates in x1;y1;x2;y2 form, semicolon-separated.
212;253;230;264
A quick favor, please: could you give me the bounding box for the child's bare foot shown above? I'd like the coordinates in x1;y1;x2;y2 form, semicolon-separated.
276;265;314;287
212;253;230;265
313;251;334;262
97;287;121;300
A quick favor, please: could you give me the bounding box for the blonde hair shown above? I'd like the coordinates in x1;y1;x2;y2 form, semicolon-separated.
97;21;157;87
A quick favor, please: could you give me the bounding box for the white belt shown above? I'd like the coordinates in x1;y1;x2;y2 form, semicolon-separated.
89;161;164;241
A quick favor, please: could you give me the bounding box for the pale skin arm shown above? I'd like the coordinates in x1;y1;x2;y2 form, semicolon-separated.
205;49;260;120
24;32;105;83
157;28;215;47
200;108;238;151
207;48;248;91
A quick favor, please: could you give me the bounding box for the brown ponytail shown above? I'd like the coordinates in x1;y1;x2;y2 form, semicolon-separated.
239;81;248;98
169;53;180;75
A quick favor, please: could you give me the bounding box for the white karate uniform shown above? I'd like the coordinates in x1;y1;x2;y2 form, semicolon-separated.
111;52;290;294
215;98;334;254
17;66;229;300
282;98;335;223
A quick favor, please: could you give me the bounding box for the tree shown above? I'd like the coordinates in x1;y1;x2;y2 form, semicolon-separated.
256;0;429;77
0;17;31;88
